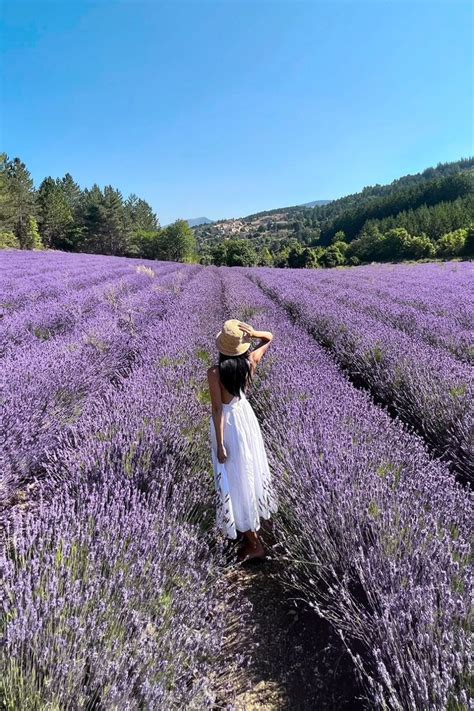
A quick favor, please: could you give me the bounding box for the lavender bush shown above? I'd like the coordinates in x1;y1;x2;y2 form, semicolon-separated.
2;475;229;709
2;250;472;709
249;264;473;482
221;266;472;710
1;262;194;508
292;262;474;362
1;251;248;709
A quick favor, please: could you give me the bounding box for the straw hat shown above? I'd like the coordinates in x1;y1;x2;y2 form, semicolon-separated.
216;319;252;356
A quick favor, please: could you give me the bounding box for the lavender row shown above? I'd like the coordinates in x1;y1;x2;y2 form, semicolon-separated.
0;263;183;357
293;266;473;362
0;265;198;508
223;266;472;709
313;261;473;328
0;265;130;316
0;250;174;316
2;261;245;709
0;251;132;312
249;268;473;482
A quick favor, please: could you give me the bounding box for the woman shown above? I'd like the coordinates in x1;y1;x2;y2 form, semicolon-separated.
207;319;278;562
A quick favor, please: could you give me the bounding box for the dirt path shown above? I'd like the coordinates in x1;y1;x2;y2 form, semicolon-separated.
215;528;366;711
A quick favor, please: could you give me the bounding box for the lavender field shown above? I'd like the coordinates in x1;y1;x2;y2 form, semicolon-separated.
1;250;472;710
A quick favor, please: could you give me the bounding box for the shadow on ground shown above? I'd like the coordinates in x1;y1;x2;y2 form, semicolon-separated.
216;524;367;711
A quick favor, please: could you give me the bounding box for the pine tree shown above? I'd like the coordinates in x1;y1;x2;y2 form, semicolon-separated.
0;153;12;229
462;225;474;257
125;194;159;232
79;185;132;255
19;216;43;250
37;178;73;248
78;185;105;253
61;173;82;212
102;186;132;255
4;158;36;246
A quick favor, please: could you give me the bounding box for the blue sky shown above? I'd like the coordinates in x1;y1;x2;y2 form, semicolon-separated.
2;0;473;224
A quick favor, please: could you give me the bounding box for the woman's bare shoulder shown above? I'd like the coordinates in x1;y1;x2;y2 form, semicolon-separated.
207;365;219;379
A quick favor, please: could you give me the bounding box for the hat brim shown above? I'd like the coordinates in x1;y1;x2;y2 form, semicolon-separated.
215;333;251;356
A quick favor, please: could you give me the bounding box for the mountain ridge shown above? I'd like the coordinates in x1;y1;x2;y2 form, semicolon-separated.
186;217;213;227
183;199;331;227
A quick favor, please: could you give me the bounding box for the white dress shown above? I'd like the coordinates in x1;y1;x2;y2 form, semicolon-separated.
209;388;278;539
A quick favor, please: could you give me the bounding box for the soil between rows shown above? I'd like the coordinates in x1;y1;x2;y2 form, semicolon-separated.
215;524;366;711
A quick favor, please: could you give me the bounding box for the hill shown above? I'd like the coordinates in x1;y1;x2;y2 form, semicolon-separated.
301;199;332;208
186;217;213;227
194;157;474;265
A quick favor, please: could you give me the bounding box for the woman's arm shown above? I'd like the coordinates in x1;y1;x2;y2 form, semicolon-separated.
239;322;274;366
207;366;227;463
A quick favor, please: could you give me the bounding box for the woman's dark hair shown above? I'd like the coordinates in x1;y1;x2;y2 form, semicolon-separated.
218;350;254;397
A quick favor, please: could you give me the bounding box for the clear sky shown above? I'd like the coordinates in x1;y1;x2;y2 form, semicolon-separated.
1;0;473;224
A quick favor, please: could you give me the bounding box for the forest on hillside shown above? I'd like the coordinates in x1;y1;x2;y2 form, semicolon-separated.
1;153;473;267
195;157;474;266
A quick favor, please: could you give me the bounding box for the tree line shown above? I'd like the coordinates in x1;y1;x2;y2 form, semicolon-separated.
1;153;473;268
197;226;473;269
0;154;196;262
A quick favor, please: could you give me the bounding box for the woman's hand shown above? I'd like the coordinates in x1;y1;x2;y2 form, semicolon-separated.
238;321;255;339
217;444;228;463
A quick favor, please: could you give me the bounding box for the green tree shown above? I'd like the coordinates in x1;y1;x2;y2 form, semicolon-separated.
79;185;105;253
224;239;258;267
211;242;228;266
405;234;435;259
0;153;12;228
312;246;326;264
102;186;132;255
0;231;19;249
79;185;132;255
37;177;73;248
198;247;214;266
61;173;82;212
321;244;346;268
5;158;36;246
287;242;304;267
379;227;413;261
300;247;319;268
332;240;349;255
287;243;319;268
308;228;322;246
436;228;467;257
19;216;43;250
347;226;384;262
257;245;274;266
161;220;197;262
273;246;291;267
128;229;162;259
125;194;159;232
463;225;474;256
331;230;346;244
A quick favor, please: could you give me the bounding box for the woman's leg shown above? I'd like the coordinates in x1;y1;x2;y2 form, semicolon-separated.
237;529;266;560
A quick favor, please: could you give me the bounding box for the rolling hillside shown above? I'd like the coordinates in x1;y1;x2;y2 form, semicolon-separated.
194;158;474;253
